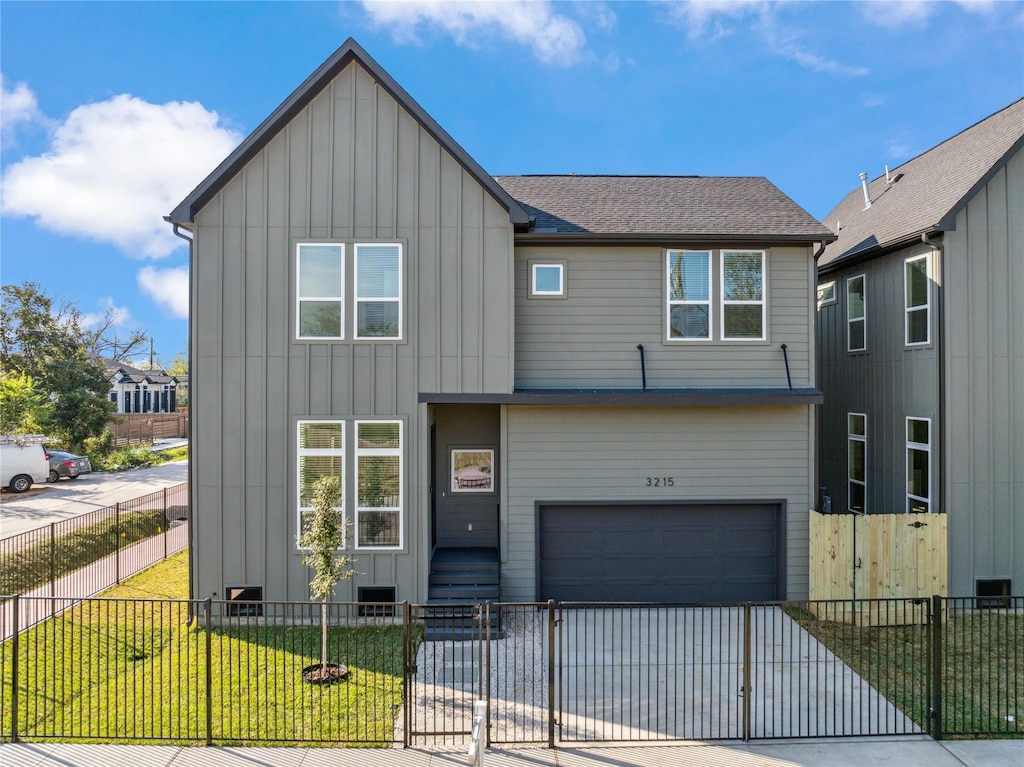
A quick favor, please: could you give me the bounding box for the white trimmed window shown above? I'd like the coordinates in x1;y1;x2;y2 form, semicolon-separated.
847;413;866;513
530;263;565;297
297;421;344;543
817;281;836;307
667;250;711;340
722;250;765;340
905;254;930;346
847;274;866;352
906;418;931;513
355;421;403;550
354;243;402;339
297;244;344;339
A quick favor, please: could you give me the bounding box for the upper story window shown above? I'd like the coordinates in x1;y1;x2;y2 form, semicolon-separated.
905;254;930;346
847;274;866;352
666;249;766;341
297;244;344;339
906;417;931;513
529;262;566;298
667;250;711;340
848;413;866;513
355;244;402;339
722;250;765;340
296;242;403;341
817;281;836;307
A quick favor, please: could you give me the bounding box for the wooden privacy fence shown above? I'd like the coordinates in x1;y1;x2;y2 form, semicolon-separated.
109;413;188;445
809;510;947;624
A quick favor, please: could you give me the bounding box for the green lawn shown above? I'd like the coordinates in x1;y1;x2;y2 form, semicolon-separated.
785;604;1023;738
2;551;412;745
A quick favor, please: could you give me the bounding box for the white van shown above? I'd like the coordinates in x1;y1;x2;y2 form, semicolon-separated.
0;435;50;493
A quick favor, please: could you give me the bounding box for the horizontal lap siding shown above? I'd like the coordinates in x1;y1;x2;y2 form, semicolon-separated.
192;61;514;604
513;245;813;389
502;405;813;601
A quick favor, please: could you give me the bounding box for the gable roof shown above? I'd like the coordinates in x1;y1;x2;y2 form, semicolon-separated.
99;357;179;385
819;98;1024;271
168;38;529;227
495;175;834;243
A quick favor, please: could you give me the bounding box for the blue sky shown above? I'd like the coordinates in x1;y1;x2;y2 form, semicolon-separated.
2;1;1022;366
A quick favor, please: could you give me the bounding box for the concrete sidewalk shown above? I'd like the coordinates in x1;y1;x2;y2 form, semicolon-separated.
2;737;1022;767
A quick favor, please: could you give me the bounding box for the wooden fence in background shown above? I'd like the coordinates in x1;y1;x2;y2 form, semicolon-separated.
109;413;189;445
809;510;947;624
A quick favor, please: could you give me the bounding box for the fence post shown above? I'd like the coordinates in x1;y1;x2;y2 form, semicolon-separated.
931;594;943;740
10;595;19;742
204;597;213;746
547;599;556;749
48;523;56;598
402;601;410;748
484;603;492;747
742;602;752;741
114;502;121;584
163;487;168;559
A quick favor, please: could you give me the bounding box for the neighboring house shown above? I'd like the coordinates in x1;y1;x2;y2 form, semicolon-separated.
816;99;1023;599
102;358;183;414
168;39;834;609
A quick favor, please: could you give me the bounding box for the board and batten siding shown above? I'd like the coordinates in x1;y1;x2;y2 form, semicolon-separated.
817;241;940;516
513;245;815;389
501;405;815;601
190;60;515;603
944;150;1024;597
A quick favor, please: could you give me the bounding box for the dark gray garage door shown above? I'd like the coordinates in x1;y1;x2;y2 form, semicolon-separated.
538;502;782;603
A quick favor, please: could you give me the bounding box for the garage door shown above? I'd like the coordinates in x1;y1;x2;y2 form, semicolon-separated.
538;502;781;603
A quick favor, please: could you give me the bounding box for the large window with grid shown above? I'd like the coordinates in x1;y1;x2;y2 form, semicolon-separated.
667;250;711;340
667;249;766;341
297;244;345;339
354;244;402;339
355;421;402;549
722;250;765;339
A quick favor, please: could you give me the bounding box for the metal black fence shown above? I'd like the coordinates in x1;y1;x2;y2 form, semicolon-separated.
0;484;188;637
0;595;1020;746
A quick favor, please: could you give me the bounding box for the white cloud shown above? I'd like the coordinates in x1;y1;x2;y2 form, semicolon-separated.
664;0;764;40
858;0;997;30
1;74;46;146
81;296;133;330
360;0;587;66
138;266;189;319
1;94;242;258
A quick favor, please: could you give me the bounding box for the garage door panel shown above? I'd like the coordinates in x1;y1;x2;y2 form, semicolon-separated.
538;503;780;603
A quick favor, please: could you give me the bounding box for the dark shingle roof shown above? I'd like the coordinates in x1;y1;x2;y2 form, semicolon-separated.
819;98;1024;270
494;175;833;240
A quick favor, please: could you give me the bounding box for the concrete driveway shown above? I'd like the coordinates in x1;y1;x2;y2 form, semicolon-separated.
0;460;187;538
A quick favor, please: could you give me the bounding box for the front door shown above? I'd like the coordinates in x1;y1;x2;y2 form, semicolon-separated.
431;404;499;549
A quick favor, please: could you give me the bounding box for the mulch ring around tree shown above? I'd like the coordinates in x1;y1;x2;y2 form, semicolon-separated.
302;662;350;685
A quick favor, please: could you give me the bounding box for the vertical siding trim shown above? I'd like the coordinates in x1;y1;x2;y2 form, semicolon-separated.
456;170;463;390
261;146;271;588
326;80;335;234
216;193;227;593
476;186;484;391
371;82;379;233
433;139;442;391
240;169;248;581
348;69;357;238
283;123;293;598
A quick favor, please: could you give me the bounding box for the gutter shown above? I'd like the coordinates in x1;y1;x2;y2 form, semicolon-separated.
169;220;195;605
514;232;836;247
923;231;945;518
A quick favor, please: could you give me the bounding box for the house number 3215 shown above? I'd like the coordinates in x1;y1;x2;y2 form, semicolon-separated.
646;477;675;487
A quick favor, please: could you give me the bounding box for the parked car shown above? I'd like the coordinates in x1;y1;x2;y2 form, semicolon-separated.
1;436;50;492
46;450;93;482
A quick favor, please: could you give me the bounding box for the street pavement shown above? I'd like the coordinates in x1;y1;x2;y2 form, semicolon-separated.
0;459;187;538
1;737;1022;766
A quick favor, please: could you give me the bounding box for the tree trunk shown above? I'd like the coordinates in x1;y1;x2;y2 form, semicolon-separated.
321;598;329;670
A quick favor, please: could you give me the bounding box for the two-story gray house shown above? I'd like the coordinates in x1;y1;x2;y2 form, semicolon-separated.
168;39;834;609
817;98;1023;599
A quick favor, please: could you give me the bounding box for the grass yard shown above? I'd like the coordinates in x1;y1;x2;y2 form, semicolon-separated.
786;604;1023;738
2;551;412;745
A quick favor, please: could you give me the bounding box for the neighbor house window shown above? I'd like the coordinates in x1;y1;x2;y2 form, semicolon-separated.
722;250;765;340
906;418;931;513
847;274;866;352
355;421;402;549
905;254;930;346
530;262;565;297
297;420;344;543
847;413;866;513
667;250;711;340
354;243;401;339
817;281;836;307
297;244;344;339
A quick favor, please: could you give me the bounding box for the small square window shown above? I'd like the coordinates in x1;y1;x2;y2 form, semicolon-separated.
817;281;836;307
529;262;565;297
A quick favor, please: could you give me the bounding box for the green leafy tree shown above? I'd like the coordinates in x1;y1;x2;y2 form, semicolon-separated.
298;475;355;679
0;373;54;433
0;282;115;450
